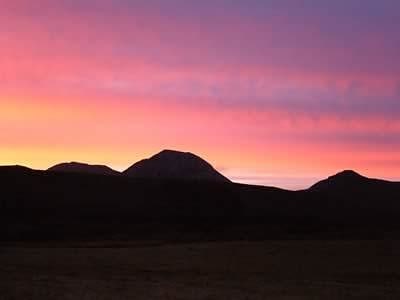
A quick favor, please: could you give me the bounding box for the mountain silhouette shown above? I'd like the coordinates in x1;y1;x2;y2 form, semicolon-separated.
48;162;120;176
303;170;400;223
1;154;400;241
123;150;230;182
309;170;393;191
0;165;36;175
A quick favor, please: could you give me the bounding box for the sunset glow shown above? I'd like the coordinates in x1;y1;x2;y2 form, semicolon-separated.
1;1;399;189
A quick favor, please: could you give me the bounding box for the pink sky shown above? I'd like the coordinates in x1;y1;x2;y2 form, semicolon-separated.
1;1;399;189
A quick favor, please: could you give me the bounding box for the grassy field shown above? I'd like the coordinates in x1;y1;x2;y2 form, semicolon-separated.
1;240;400;299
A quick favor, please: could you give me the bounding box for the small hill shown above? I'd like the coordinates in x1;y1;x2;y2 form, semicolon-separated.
309;170;370;191
48;162;120;176
0;165;37;177
123;150;230;182
0;165;34;172
309;170;400;192
305;170;400;220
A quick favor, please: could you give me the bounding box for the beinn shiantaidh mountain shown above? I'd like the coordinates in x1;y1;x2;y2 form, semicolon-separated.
1;150;400;241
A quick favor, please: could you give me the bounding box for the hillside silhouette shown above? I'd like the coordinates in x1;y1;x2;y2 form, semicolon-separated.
48;162;120;176
1;151;400;241
310;170;387;191
123;150;230;182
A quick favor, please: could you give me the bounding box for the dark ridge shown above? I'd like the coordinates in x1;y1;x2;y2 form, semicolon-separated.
335;170;364;178
0;165;35;173
309;170;372;191
123;149;230;182
48;162;120;176
1;159;400;241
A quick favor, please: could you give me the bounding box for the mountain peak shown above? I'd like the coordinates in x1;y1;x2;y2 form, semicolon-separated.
158;149;188;155
48;162;120;176
152;149;197;158
149;149;207;164
334;170;363;178
309;169;367;191
123;150;230;182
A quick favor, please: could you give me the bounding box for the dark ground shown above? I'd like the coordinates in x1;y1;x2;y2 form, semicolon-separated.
1;240;400;299
1;167;400;299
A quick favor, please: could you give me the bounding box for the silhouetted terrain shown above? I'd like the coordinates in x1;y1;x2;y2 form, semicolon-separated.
304;170;400;223
1;151;400;241
123;150;230;182
2;154;400;299
48;162;120;176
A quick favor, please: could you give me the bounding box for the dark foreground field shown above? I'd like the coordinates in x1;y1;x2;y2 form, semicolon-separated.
2;166;400;298
1;240;400;299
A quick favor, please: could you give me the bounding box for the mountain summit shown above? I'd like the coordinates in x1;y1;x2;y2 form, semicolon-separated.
123;150;230;182
309;170;371;191
48;162;120;176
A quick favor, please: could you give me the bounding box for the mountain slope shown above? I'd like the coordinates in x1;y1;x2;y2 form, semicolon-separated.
309;170;396;192
123;150;230;182
1;165;400;240
48;162;120;176
304;170;400;221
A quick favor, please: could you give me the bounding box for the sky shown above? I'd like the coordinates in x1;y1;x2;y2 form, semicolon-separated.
1;0;400;189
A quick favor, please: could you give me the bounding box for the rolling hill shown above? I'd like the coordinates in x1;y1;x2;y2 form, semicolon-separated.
123;150;230;182
48;162;120;176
